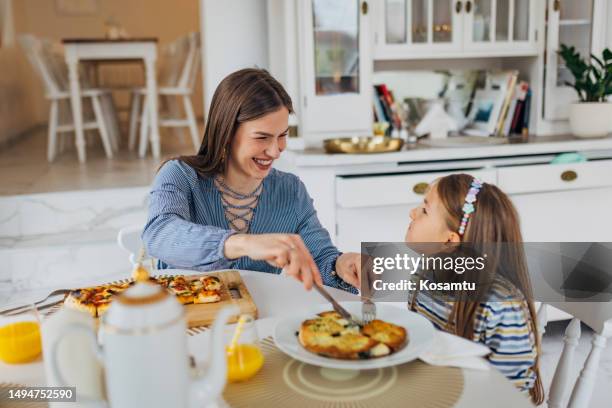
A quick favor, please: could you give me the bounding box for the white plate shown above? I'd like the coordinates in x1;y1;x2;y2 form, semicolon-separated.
273;302;434;370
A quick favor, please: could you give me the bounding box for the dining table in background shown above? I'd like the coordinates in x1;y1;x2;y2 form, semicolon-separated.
62;38;161;163
0;270;534;407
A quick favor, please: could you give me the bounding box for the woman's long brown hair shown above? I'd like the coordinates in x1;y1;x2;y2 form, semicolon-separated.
436;174;544;405
177;68;293;178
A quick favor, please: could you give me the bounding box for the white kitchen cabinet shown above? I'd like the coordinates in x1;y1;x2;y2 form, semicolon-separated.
511;187;612;242
373;0;538;59
297;0;374;142
543;0;609;120
335;168;497;251
497;159;612;241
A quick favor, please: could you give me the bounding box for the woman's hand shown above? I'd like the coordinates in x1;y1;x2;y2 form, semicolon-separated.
335;252;361;289
224;233;323;290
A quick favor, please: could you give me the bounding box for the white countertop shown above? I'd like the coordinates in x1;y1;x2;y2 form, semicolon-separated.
282;135;612;168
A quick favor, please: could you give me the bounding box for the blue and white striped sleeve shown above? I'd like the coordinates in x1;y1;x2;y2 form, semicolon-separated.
474;301;538;393
294;178;356;293
142;160;234;270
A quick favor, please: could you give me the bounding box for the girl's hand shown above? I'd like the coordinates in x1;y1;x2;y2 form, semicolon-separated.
335;252;361;289
224;233;323;290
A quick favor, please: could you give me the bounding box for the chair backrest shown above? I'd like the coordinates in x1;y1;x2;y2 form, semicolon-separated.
18;34;65;97
540;302;612;408
117;225;154;268
159;32;200;90
177;32;200;91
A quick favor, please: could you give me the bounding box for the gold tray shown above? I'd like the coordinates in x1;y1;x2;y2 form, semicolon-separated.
324;136;404;154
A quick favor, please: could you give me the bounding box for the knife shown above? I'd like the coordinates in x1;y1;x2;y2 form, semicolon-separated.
313;283;362;326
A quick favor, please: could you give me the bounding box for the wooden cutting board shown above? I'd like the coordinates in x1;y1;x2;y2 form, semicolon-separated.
55;270;257;329
183;270;257;327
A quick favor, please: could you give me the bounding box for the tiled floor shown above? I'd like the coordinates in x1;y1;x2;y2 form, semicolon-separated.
0;124;199;195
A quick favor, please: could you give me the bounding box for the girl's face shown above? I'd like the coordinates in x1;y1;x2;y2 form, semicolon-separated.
405;183;461;243
227;107;289;182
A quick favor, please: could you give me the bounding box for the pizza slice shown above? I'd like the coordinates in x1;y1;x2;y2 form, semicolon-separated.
193;289;221;304
64;288;97;317
200;276;222;291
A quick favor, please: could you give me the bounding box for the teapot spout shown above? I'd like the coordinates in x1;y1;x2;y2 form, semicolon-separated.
191;305;239;407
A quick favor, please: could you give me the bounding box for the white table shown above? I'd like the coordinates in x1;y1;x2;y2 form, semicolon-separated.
1;270;534;407
62;38;161;162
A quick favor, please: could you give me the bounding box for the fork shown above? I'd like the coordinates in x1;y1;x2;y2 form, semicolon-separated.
362;297;377;324
0;288;71;315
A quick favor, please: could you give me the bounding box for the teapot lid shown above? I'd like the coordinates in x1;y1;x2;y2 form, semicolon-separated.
117;280;168;306
103;266;183;331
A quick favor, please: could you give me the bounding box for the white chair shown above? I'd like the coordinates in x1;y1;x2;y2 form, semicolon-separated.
117;225;155;269
128;32;201;157
19;34;119;162
537;302;612;408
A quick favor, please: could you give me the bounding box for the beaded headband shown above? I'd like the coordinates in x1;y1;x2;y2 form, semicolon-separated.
458;178;483;236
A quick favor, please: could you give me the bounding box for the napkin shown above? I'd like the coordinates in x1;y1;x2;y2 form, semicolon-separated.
419;329;491;370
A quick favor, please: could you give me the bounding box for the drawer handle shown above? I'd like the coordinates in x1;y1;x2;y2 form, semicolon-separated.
465;0;472;13
455;1;462;13
413;182;429;195
561;170;577;182
361;1;368;15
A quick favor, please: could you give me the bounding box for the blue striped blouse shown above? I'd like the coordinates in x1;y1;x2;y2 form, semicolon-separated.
142;160;354;292
408;277;538;393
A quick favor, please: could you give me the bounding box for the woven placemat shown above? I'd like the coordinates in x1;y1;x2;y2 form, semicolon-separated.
224;337;464;408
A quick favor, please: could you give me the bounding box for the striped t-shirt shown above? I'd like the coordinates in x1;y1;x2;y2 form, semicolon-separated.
409;277;538;392
142;160;355;292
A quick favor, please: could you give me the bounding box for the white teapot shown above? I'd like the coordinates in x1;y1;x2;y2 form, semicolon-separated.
51;277;238;408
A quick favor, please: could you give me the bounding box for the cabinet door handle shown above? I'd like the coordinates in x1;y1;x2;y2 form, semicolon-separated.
361;1;368;15
455;1;462;13
553;0;561;12
561;170;577;182
413;182;429;195
465;0;472;13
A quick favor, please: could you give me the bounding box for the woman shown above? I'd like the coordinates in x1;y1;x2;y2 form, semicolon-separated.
142;68;360;291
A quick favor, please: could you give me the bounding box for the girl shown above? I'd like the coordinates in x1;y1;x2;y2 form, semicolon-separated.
405;173;544;405
142;68;360;292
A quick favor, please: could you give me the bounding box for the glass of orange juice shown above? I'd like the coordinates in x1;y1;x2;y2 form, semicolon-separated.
0;304;42;364
225;315;264;383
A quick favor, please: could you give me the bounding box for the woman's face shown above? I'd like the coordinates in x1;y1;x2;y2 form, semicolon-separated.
227;107;289;182
405;183;460;243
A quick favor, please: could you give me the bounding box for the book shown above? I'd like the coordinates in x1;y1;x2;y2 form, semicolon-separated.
494;72;518;136
521;88;532;136
502;81;529;136
372;86;387;123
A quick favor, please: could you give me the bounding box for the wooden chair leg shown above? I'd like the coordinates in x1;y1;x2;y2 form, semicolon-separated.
548;318;581;408
167;95;185;139
47;100;59;162
91;96;113;159
183;95;200;150
101;94;119;152
536;303;548;345
128;93;141;151
58;100;70;154
138;96;150;158
104;93;121;151
568;333;608;408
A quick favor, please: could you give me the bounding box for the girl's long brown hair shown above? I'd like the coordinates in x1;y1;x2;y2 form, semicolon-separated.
177;68;293;178
436;174;544;405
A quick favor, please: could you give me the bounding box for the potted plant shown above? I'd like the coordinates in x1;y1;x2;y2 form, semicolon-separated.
558;44;612;138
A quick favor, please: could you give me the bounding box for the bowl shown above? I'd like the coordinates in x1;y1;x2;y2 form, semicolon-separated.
323;136;404;154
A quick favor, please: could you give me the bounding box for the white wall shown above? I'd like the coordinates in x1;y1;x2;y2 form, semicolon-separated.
200;0;269;116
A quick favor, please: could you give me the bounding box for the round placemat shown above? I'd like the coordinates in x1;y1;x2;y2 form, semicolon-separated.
224;338;464;408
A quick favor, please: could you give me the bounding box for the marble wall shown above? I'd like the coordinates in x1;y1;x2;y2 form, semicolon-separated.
0;187;150;303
